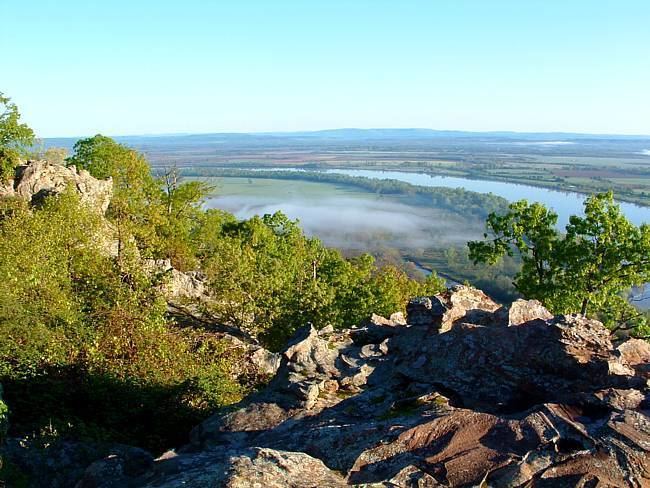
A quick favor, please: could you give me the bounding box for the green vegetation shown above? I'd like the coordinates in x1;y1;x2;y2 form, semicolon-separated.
469;192;650;337
194;171;519;302
0;92;35;182
0;113;445;454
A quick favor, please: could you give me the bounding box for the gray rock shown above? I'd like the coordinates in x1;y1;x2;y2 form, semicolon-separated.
503;298;554;326
224;448;347;488
2;439;152;488
77;287;650;487
407;285;500;332
9;160;112;214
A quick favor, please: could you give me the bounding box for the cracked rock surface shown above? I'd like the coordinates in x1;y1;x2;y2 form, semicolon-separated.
77;286;649;487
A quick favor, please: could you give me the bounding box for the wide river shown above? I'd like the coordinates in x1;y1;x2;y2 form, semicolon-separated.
304;168;649;228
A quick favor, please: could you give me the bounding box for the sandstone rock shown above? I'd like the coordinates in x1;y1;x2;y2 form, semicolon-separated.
406;295;447;326
350;312;406;345
143;259;208;301
393;313;640;412
224;448;347;488
498;298;554;326
407;285;500;332
389;311;407;325
191;402;293;449
284;324;340;379
9;160;112;213
75;447;153;488
385;464;442;487
594;388;647;411
249;347;282;377
618;337;650;379
2;439;153;488
87;290;650;488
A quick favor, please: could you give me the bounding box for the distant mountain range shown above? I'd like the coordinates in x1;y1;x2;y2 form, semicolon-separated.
44;128;650;148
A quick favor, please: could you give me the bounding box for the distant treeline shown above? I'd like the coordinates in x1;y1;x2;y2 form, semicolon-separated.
177;168;510;220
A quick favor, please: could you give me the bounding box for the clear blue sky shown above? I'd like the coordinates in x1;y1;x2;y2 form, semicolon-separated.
3;0;650;137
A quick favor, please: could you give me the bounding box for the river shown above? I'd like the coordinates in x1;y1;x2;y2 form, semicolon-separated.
315;169;650;228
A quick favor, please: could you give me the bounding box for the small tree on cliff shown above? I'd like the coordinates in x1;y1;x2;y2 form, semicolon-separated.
0;92;35;182
468;192;650;334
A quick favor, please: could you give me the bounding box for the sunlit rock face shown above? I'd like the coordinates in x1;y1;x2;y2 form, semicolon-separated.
76;286;650;488
0;160;113;213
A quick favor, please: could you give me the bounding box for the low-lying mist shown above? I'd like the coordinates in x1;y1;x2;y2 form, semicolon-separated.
206;195;483;250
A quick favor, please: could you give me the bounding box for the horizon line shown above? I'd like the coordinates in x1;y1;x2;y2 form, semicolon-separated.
40;127;650;140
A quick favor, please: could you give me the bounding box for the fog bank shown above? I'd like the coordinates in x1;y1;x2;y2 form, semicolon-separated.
206;195;482;250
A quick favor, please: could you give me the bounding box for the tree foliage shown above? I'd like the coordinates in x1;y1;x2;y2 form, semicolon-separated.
468;192;650;336
0;92;35;181
1;129;446;454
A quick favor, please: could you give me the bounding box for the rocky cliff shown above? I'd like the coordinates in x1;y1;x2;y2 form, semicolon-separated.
0;159;113;213
76;286;650;488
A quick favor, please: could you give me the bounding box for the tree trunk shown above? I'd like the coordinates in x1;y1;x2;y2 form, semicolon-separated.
580;297;589;316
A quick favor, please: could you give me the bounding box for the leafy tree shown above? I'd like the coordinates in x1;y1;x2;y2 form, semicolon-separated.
200;211;445;349
157;166;214;269
43;147;68;165
468;192;650;336
0;92;35;181
66;135;163;257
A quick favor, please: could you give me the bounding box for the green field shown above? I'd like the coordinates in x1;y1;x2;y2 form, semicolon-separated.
200;176;390;201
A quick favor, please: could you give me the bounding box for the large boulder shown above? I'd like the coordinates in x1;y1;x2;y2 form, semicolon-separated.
496;298;554;326
618;337;650;379
393;313;639;412
2;160;113;213
223;448;347;488
406;285;500;332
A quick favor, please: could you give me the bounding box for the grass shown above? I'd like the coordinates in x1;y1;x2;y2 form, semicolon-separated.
196;176;388;201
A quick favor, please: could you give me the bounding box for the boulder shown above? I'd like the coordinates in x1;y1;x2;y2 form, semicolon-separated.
407;285;500;332
75;447;153;488
143;259;208;301
350;312;407;345
496;298;554;326
394;313;639;411
223;448;347;488
618;337;650;378
2;439;153;488
7;160;112;213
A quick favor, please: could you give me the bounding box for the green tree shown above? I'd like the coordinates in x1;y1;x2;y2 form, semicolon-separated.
0;92;35;181
157;166;214;269
66;135;163;257
468;192;650;335
200;211;445;349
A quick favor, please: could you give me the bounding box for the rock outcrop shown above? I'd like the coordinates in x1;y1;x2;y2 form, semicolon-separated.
77;286;650;487
0;160;113;213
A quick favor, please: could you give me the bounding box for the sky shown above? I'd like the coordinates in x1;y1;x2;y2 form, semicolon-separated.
3;0;650;137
